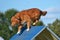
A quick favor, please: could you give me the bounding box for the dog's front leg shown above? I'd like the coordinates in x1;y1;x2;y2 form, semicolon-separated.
17;25;22;34
26;21;31;31
33;20;39;25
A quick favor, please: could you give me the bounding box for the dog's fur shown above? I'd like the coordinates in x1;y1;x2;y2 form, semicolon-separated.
11;8;47;34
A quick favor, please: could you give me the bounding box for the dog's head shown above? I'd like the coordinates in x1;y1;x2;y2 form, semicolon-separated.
11;16;20;27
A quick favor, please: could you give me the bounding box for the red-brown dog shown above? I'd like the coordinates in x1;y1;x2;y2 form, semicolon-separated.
11;8;47;34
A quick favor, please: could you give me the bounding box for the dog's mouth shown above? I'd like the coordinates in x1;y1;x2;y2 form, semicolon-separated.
11;22;17;26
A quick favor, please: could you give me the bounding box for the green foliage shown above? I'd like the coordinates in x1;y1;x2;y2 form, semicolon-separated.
35;21;44;26
0;12;4;19
0;12;3;17
0;22;17;40
5;8;18;21
0;9;18;40
48;19;60;37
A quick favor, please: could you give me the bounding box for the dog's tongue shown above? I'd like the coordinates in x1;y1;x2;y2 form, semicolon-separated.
9;25;13;31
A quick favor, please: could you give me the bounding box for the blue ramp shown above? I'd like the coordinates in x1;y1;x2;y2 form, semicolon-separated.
10;26;47;40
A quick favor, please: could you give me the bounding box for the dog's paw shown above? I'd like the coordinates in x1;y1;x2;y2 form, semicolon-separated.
33;23;36;26
26;28;30;31
17;31;21;34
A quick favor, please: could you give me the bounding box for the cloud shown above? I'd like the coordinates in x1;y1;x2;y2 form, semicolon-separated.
41;14;56;19
44;7;60;12
42;7;60;19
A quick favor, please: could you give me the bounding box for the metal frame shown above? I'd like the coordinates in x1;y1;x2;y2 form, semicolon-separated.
47;27;60;40
31;26;47;40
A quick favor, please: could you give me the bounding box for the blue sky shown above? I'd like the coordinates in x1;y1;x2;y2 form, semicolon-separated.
0;0;60;25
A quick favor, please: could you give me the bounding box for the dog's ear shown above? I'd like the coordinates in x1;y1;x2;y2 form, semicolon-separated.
15;13;20;17
11;16;15;22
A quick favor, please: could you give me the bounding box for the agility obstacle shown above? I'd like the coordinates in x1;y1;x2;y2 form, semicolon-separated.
10;26;47;40
10;25;60;40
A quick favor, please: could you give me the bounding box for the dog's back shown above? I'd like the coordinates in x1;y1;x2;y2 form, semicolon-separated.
15;8;41;21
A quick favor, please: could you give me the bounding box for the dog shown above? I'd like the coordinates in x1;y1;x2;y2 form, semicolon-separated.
11;8;47;34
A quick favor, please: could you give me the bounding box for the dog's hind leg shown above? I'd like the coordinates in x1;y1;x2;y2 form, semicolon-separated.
23;15;31;31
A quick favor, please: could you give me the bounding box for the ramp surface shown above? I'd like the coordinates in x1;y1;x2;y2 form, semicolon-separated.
10;26;46;40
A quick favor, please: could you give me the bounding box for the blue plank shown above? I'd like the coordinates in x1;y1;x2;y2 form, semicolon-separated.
10;26;47;40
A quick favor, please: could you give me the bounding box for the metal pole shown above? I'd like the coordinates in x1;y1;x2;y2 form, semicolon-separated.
47;27;60;40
